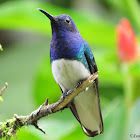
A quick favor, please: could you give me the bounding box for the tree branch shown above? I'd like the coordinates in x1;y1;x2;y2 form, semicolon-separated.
0;83;8;102
0;72;98;139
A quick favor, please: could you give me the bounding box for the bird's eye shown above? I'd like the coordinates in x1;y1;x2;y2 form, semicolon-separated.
66;19;70;23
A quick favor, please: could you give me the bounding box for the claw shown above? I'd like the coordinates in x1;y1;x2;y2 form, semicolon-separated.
62;91;68;98
77;80;84;87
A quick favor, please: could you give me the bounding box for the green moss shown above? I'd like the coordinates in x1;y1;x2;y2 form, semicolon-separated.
0;117;24;139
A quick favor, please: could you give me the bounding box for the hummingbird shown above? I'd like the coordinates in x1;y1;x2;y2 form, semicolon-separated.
38;8;103;137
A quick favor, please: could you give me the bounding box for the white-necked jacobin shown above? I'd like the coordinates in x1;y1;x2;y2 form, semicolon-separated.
38;8;103;137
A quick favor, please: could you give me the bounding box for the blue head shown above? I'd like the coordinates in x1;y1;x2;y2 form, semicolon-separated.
38;8;84;63
38;9;80;37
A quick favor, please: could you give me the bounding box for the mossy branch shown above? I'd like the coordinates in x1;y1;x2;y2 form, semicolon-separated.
0;72;98;139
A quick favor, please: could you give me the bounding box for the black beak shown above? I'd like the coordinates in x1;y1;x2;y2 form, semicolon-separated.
38;8;55;22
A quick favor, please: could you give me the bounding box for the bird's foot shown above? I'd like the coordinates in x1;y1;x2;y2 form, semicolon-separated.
60;107;65;112
60;105;68;112
62;91;68;98
77;80;84;87
78;80;89;91
60;92;69;112
60;91;68;101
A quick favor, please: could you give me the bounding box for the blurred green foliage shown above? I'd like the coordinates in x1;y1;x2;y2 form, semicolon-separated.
0;0;140;140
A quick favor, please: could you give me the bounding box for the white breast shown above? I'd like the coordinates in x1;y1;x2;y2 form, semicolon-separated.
51;59;90;92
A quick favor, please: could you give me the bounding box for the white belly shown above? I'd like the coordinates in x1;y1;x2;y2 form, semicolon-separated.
51;59;101;133
51;59;90;92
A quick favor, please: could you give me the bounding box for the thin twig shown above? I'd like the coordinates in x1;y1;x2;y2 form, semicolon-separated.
0;83;8;101
0;82;8;96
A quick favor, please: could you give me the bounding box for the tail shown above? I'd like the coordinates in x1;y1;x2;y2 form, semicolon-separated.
70;84;103;137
